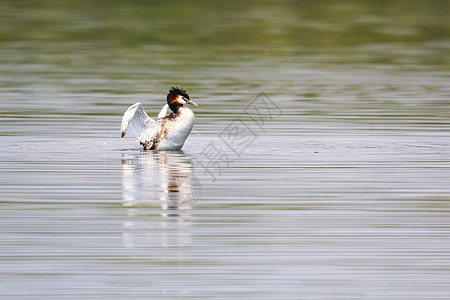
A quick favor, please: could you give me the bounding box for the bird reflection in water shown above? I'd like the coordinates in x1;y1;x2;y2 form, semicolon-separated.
121;151;200;249
121;150;200;212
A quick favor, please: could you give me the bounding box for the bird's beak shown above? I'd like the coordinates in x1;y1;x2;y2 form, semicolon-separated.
186;99;198;107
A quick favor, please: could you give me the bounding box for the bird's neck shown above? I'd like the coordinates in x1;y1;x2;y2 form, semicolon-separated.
169;103;182;113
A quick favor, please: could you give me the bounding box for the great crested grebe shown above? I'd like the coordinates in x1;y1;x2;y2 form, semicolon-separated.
121;87;197;150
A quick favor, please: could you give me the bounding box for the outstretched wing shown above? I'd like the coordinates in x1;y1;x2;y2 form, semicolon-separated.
121;103;161;144
157;104;169;118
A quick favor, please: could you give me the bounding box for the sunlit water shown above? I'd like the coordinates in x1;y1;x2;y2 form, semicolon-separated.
1;0;449;299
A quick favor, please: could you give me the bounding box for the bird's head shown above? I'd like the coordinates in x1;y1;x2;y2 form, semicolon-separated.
167;87;197;113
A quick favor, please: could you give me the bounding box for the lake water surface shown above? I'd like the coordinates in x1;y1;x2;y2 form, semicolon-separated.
1;1;449;299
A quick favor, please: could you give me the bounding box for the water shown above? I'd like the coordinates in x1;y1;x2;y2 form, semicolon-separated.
1;0;449;298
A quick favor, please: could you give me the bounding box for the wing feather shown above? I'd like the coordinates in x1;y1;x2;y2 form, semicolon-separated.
121;103;161;145
157;104;169;118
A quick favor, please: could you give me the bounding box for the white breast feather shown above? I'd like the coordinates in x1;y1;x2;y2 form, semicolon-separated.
157;107;195;150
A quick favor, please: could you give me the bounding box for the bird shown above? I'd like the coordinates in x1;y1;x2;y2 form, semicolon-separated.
121;87;198;150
